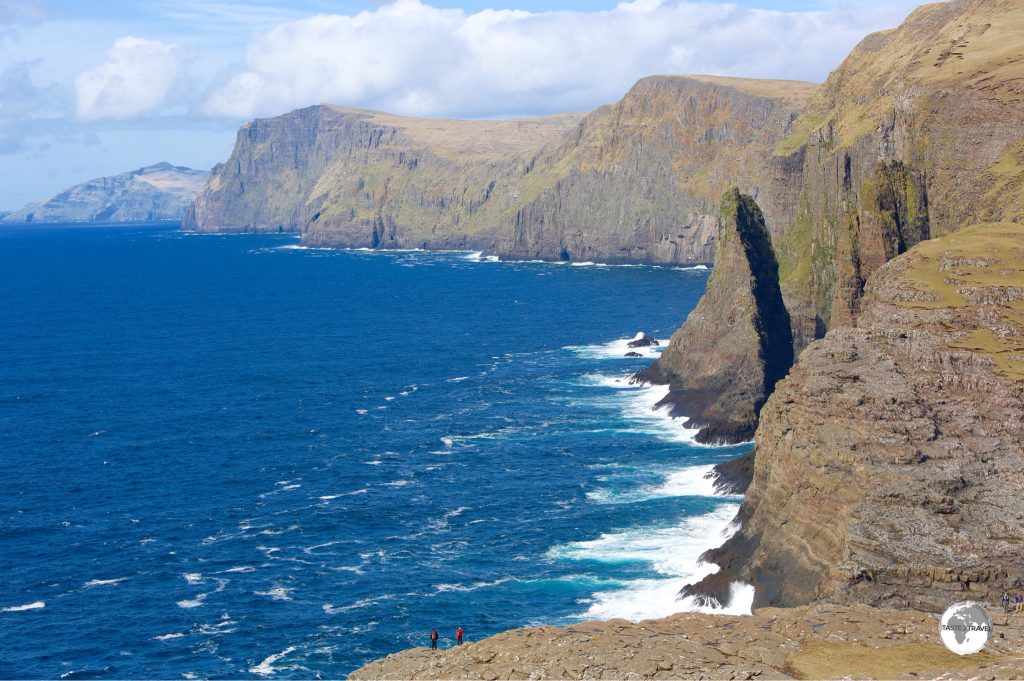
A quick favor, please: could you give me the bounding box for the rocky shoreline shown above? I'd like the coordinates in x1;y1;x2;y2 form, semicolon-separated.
350;604;1024;680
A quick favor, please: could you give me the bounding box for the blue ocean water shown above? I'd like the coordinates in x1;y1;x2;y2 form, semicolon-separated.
0;224;749;679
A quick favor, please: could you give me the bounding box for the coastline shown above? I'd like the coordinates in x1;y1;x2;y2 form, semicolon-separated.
349;604;1024;680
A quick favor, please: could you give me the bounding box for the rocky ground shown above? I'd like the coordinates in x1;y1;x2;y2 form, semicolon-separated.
350;604;1024;680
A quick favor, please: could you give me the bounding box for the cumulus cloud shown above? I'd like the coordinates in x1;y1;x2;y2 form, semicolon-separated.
0;60;66;153
74;37;187;121
200;0;918;120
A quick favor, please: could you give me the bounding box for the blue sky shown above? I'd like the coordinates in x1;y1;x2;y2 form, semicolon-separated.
0;0;923;209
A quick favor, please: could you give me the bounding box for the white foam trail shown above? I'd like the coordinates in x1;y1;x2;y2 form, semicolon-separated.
432;577;514;593
322;594;393;614
565;335;666;360
83;577;128;588
182;573;202;584
250;646;297;676
551;503;742;622
2;601;45;612
153;632;186;640
673;265;710;271
570;261;606;267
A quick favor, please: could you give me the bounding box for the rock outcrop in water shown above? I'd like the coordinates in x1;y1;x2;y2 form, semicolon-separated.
3;163;208;224
633;189;793;444
687;222;1024;611
186;77;815;264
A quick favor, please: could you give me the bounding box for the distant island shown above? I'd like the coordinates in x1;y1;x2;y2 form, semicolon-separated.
3;162;208;224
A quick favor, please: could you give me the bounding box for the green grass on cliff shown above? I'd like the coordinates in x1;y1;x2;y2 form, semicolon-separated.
901;222;1024;381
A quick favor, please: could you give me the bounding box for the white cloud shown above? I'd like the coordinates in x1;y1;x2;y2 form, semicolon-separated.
74;37;187;121
200;0;919;120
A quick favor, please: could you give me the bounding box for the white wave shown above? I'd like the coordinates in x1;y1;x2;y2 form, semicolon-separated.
250;646;297;676
432;577;514;593
176;597;206;609
153;632;186;641
255;586;294;601
617;384;704;445
275;244;333;252
2;601;45;612
569;261;607;267
673;264;710;271
447;376;470;382
575;373;635;389
550;503;742;622
587;464;738;504
565;334;665;360
83;577;128;588
676;581;756;616
220;566;255;574
182;573;203;584
322;594;393;614
355;408;368;415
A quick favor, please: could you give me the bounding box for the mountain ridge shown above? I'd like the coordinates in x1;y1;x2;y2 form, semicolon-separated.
3;162;208;224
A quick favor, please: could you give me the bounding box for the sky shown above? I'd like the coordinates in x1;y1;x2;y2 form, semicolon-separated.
0;0;925;210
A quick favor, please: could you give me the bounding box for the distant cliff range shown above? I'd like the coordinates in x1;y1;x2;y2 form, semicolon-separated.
3;163;209;224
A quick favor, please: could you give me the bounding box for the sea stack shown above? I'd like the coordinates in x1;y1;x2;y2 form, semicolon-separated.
634;188;793;444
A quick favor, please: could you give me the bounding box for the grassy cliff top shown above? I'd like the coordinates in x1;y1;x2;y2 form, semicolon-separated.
321;105;585;161
777;0;1024;154
901;221;1024;380
675;74;819;103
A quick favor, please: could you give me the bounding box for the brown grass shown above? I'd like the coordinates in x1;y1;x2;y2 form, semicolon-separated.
786;641;1000;680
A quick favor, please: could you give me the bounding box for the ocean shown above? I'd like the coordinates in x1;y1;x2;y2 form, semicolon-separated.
0;224;751;678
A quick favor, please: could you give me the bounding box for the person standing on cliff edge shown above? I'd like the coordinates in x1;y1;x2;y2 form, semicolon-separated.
430;628;439;650
456;627;464;645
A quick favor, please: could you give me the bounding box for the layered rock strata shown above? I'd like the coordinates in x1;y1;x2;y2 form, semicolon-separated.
770;0;1024;352
634;189;793;444
688;223;1024;611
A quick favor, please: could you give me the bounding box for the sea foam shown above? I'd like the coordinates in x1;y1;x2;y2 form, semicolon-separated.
551;503;744;621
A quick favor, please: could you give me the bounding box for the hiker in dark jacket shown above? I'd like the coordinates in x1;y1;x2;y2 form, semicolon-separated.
430;628;439;650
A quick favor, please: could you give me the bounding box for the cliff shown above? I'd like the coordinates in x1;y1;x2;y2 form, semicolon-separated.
768;0;1024;352
633;189;792;444
186;105;583;242
688;222;1024;611
3;163;208;223
350;604;1024;680
187;76;815;263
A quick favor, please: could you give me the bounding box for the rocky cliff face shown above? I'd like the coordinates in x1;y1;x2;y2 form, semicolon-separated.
767;0;1024;352
688;222;1024;611
187;77;814;263
634;189;792;444
4;163;208;224
491;76;814;264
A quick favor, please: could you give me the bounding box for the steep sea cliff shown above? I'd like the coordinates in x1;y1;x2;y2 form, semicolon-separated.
187;76;815;265
348;0;1024;676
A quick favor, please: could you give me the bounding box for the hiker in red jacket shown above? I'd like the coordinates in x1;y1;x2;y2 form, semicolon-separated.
430;628;439;650
456;627;464;645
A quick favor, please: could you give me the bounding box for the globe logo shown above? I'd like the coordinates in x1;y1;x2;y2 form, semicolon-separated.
940;601;992;655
